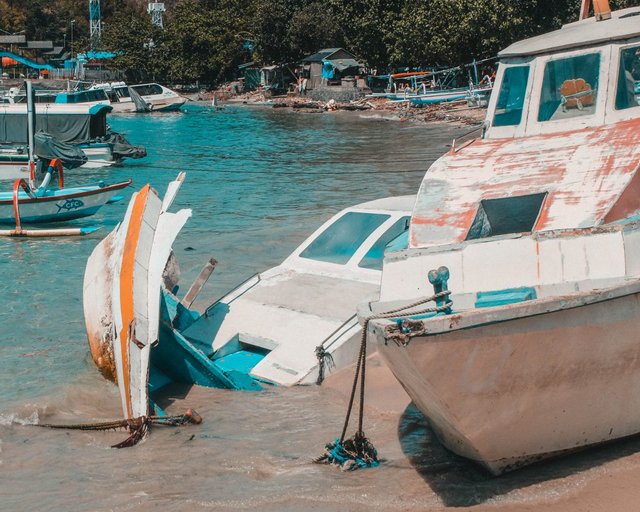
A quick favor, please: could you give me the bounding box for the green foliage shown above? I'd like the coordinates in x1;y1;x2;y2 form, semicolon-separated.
2;0;640;84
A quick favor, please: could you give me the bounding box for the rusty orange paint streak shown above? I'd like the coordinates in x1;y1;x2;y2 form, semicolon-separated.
119;185;150;419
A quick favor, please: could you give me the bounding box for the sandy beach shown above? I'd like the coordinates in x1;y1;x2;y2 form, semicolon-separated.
324;353;640;512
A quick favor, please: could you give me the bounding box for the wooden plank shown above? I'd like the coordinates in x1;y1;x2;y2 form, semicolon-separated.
181;258;217;308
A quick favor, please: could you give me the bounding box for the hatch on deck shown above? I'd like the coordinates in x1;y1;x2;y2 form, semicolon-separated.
466;193;547;240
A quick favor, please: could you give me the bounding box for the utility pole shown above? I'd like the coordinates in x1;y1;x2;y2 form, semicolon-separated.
71;19;75;59
89;0;101;49
147;3;166;29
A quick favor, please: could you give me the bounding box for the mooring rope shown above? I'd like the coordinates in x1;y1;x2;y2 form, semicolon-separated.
316;289;452;470
35;409;203;448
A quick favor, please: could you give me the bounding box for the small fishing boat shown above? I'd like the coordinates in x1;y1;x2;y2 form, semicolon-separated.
2;161;130;226
362;1;640;474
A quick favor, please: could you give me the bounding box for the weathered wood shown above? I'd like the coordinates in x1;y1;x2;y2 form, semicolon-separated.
181;257;217;308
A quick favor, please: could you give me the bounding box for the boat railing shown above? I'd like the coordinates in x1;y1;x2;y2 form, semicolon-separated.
317;314;359;353
203;272;262;317
450;121;487;153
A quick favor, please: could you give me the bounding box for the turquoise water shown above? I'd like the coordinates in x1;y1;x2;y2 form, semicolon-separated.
0;105;554;510
0;105;456;410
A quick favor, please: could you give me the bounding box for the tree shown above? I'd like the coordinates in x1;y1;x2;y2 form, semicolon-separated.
288;1;343;59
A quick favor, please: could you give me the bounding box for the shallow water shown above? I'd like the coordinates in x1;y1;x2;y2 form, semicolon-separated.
2;105;637;511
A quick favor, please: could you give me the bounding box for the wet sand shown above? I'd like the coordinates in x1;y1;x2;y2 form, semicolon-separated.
325;354;640;512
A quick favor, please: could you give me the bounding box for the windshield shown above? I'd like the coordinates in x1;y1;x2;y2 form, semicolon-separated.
299;212;390;265
538;53;600;122
616;45;640;110
358;216;410;270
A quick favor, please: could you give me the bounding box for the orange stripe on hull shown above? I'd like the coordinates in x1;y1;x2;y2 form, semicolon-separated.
119;185;150;419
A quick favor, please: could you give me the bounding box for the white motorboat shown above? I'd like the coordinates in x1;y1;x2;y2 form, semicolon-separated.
362;2;640;474
90;82;186;112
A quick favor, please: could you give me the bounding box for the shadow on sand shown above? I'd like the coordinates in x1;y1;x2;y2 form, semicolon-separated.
398;402;640;507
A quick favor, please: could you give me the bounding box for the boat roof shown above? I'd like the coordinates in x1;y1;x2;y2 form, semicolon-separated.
499;7;640;58
351;195;415;212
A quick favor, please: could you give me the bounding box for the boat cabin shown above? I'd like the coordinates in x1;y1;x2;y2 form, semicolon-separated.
486;7;640;138
407;7;640;251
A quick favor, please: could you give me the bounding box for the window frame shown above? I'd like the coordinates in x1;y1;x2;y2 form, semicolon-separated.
526;47;610;135
536;52;602;124
485;56;535;139
606;41;640;124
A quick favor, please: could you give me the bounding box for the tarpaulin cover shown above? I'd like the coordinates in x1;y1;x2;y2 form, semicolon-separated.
34;132;88;169
106;131;147;160
0;110;108;144
322;61;335;80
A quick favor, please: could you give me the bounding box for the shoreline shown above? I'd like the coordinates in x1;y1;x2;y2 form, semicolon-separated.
188;92;487;128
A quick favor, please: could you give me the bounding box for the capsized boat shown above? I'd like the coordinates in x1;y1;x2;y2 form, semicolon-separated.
361;2;640;474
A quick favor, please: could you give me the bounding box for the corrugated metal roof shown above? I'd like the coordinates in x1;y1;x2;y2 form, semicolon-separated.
302;48;355;63
500;7;640;58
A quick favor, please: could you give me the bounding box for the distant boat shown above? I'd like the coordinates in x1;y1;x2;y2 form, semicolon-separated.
89;82;186;112
362;3;640;475
0;102;146;170
0;82;131;236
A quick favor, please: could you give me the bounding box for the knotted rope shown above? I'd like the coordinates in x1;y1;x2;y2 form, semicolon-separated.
316;288;452;470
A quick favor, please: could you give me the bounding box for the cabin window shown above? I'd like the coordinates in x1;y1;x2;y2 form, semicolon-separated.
115;87;130;98
492;65;530;127
132;84;163;96
538;53;600;122
358;216;410;270
615;46;640;110
299;212;390;265
466;193;546;240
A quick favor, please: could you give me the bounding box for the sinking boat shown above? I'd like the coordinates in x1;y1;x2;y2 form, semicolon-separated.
83;186;414;418
154;196;413;389
360;2;640;474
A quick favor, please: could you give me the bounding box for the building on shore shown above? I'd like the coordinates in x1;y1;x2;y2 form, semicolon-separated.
299;48;367;101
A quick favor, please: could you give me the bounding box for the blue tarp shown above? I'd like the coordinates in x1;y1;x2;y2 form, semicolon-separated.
322;60;335;80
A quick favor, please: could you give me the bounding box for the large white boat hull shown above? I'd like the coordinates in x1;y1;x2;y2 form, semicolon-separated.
371;281;640;474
